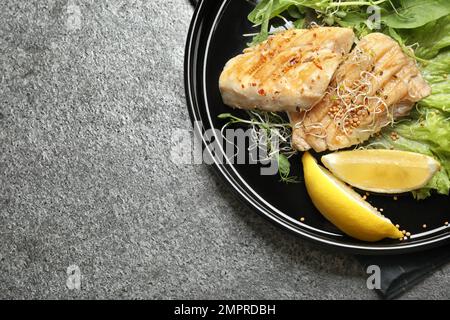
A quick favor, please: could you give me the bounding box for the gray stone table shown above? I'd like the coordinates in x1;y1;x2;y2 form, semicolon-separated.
1;0;449;299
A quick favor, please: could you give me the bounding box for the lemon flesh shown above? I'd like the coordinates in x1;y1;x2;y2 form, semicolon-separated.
302;152;403;242
321;150;440;194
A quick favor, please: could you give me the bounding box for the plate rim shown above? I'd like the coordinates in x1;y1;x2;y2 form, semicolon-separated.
184;0;450;255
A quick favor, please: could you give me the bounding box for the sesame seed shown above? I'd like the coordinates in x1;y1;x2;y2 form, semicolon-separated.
406;232;411;237
402;230;406;235
422;224;427;228
395;224;400;229
445;221;449;226
300;217;305;222
403;236;408;241
393;196;398;200
379;208;384;212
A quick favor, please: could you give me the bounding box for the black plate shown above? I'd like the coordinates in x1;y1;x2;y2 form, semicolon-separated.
184;0;450;254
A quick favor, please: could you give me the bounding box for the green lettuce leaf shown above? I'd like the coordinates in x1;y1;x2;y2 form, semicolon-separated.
420;50;450;112
248;0;275;45
247;0;321;44
248;0;322;26
381;0;450;29
400;16;450;59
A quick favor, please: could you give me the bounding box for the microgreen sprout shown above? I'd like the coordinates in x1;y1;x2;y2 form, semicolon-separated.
218;111;299;183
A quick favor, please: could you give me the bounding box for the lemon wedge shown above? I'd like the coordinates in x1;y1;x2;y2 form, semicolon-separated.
321;150;440;193
302;152;403;242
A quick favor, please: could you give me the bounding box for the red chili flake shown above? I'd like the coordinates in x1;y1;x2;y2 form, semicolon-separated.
289;57;299;65
251;83;257;87
258;89;266;96
241;84;245;89
313;60;323;70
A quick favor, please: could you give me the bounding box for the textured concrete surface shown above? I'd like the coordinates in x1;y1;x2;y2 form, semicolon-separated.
0;0;449;300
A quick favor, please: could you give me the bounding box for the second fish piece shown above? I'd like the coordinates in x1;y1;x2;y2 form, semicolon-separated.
290;33;431;152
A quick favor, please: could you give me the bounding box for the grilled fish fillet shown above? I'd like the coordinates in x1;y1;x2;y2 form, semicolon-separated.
219;28;355;112
290;33;431;152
